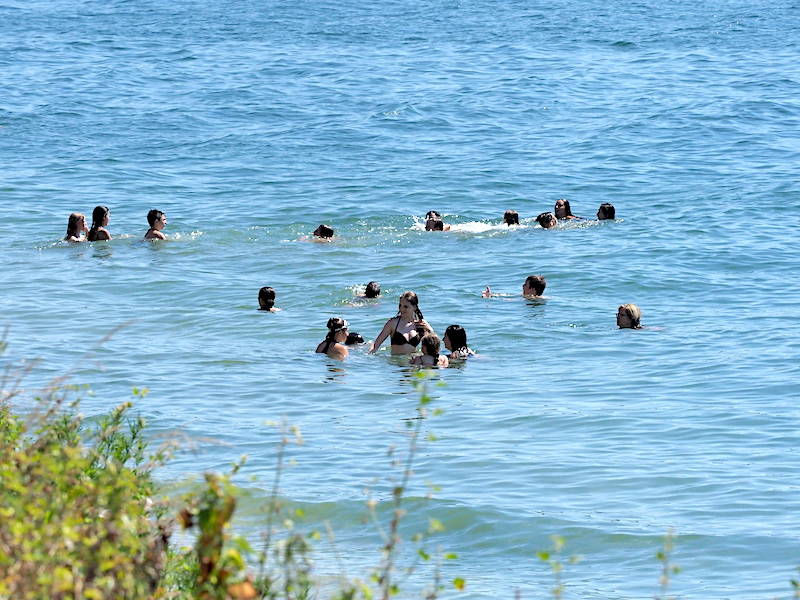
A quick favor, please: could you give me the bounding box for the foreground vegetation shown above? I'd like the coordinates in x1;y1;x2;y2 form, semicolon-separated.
2;372;799;599
0;373;460;600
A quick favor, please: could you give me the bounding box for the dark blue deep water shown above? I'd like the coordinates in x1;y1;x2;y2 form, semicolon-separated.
2;0;800;597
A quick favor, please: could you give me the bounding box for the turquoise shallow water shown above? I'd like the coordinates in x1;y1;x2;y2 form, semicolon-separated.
2;0;800;597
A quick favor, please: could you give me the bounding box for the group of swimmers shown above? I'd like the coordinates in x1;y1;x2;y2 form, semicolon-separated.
64;205;168;242
65;199;638;366
258;278;642;366
305;200;618;240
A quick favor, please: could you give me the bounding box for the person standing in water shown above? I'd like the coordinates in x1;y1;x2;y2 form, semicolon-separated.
144;209;167;240
370;291;431;354
64;213;88;242
316;317;350;360
87;206;111;241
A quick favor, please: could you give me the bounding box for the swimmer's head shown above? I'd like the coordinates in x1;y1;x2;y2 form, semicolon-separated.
444;324;468;352
65;212;86;239
365;281;381;298
427;219;444;231
503;210;519;226
536;212;557;229
90;205;110;229
313;224;334;238
597;203;616;220
523;275;546;297
345;331;365;345
617;303;642;329
398;291;423;320
420;333;442;358
554;199;573;219
425;210;441;220
258;286;276;310
325;317;349;342
147;209;166;228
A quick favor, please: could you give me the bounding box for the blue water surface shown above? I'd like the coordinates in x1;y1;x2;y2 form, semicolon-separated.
2;0;800;597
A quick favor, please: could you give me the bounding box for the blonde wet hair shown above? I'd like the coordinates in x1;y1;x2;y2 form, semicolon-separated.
619;303;642;328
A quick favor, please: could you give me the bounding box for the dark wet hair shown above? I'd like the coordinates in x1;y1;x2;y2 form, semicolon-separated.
536;212;557;229
503;210;519;225
425;210;441;219
325;317;349;342
597;203;616;220
313;224;334;238
420;333;441;360
258;286;276;310
345;331;365;345
397;290;424;321
65;212;84;240
524;275;546;296
87;205;109;241
554;198;573;219
427;219;444;231
444;324;468;353
365;281;381;298
147;209;164;227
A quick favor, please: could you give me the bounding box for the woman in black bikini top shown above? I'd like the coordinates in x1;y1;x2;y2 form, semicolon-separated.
369;291;431;355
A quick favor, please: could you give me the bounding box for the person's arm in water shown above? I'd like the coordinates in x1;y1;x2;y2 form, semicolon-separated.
144;229;166;240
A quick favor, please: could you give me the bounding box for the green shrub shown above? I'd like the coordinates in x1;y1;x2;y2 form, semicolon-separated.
0;391;172;599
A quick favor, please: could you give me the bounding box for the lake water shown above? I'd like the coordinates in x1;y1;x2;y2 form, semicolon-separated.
2;0;800;597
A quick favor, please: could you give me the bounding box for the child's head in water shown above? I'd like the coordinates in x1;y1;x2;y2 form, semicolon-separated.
365;281;381;298
523;275;546;297
420;333;442;358
617;304;642;329
597;203;616;220
313;224;334;238
536;212;557;229
258;286;276;311
345;331;365;345
503;210;519;226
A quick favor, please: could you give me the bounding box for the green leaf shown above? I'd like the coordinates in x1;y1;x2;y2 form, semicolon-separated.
445;553;458;560
453;577;466;591
418;549;430;561
536;551;550;561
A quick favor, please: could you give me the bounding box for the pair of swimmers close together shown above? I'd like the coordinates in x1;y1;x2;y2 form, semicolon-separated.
64;206;168;242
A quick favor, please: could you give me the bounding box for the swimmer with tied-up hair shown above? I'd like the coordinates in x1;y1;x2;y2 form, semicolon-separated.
87;206;111;241
370;291;432;354
482;274;546;299
316;317;350;360
64;213;88;242
144;209;167;240
410;333;449;368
